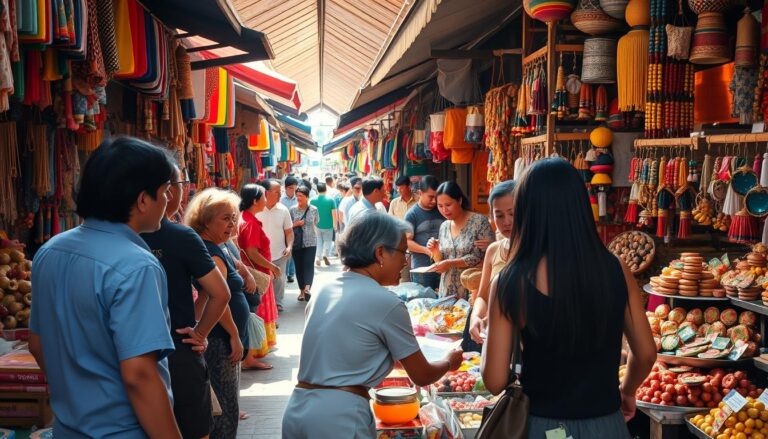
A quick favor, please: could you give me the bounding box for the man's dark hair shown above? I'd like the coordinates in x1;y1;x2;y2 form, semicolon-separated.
76;137;173;223
258;179;277;192
420;175;440;192
350;177;363;187
317;182;327;193
284;176;299;188
395;175;410;187
301;173;308;178
312;177;319;185
362;177;384;196
325;176;334;184
296;185;311;197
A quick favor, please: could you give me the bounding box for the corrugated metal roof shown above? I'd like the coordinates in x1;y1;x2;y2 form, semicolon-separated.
234;0;412;114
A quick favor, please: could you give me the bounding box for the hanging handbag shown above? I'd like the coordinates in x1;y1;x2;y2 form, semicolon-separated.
292;207;310;251
476;328;529;439
238;246;271;297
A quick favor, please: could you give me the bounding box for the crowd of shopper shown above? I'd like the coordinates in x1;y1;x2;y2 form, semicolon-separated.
27;136;657;439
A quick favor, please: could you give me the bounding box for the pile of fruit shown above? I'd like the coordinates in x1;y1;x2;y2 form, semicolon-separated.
649;304;760;360
607;231;655;274
693;199;715;227
0;247;31;329
457;413;482;429
691;398;768;438
408;298;470;335
446;395;494;411
433;371;485;393
650;253;723;297
636;362;763;408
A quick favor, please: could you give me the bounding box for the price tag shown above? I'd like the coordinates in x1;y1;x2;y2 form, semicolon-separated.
757;389;768;407
678;326;696;343
728;343;749;361
711;337;731;350
723;389;748;413
705;332;719;342
545;427;567;439
711;405;732;432
753;122;766;133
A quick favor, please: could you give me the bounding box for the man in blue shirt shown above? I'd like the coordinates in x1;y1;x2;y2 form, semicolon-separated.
348;177;385;223
29;137;185;438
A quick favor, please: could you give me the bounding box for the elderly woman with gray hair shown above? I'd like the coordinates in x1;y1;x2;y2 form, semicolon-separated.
281;211;463;438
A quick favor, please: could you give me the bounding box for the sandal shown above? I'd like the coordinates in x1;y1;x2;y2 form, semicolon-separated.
242;360;274;370
297;294;305;302
240;411;250;420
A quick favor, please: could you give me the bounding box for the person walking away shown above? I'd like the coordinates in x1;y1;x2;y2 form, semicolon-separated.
290;186;319;301
325;175;339;201
238;184;279;365
185;188;251;439
405;176;445;271
29;137;183;438
348;177;385;223
389;175;417;283
280;177;299;284
338;176;362;229
465;180;516;348
257;179;293;314
142;165;232;438
426;182;494;298
281;212;463;439
482;159;656;438
310;182;336;266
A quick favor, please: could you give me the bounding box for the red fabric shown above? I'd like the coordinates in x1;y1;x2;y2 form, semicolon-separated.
238;210;277;325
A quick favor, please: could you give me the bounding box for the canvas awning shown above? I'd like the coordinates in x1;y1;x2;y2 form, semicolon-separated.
139;0;274;68
335;87;413;135
323;129;365;155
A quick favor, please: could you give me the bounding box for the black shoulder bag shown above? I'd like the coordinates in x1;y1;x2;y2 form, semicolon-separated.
292;208;310;251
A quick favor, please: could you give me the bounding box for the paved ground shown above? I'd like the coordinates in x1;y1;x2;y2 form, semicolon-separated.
236;257;341;439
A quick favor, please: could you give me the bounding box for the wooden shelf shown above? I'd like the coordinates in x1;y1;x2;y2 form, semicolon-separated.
633;137;703;149
522;44;584;66
520;132;591;146
706;133;768;144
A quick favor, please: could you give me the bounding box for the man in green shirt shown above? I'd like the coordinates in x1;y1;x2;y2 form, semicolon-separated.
310;183;337;266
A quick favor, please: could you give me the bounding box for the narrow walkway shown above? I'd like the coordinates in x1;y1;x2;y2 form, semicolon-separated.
236;259;342;439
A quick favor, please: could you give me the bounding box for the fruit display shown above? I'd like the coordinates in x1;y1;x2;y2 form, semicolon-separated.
0;246;32;329
408;298;470;335
690;398;768;438
648;304;760;360
650;253;724;297
433;371;486;393
446;395;494;411
457;412;482;429
693;200;714;227
607;231;655;274
635;362;764;409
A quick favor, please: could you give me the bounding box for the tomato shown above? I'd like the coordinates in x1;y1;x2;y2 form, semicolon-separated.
665;384;676;394
691;387;702;397
711;377;722;388
740;380;750;389
703;383;713;393
662;392;673;402
707;400;716;408
676;395;689;406
652;397;661;404
702;392;712;402
654;391;663;399
642;395;651;403
694;400;705;408
713;392;723;403
651;381;661;392
735;371;746;381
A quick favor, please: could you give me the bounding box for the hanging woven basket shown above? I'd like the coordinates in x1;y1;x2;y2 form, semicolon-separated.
688;0;731;15
599;0;629;19
582;38;618;83
571;0;623;35
735;8;759;68
689;12;731;64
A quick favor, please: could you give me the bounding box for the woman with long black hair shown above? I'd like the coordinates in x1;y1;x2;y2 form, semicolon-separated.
481;159;655;438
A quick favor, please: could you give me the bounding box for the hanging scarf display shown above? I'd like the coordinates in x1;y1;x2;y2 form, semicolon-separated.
484;83;517;183
112;0;134;77
96;0;119;75
730;67;758;125
19;0;52;44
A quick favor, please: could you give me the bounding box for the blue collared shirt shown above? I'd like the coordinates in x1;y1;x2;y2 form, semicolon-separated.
30;219;174;438
280;194;298;210
348;198;375;223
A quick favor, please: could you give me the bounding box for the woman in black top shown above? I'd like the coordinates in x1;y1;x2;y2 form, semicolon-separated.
481;159;656;438
185;188;251;439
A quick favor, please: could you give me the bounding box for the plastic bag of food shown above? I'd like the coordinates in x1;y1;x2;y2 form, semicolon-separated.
419;399;464;439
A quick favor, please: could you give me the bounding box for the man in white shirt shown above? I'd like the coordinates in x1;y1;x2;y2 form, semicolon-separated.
325;176;339;201
348;177;385;223
338;176;362;228
257;179;294;312
280;176;299;283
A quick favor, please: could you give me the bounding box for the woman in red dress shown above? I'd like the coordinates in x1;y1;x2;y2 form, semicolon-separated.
238;184;281;360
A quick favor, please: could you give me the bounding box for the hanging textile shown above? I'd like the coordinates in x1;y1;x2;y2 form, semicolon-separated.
19;0;51;44
248;117;270;151
112;0;134;77
96;0;118;75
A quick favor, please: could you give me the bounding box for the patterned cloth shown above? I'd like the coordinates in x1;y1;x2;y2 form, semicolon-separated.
437;212;494;298
205;338;240;439
95;0;118;75
289;205;319;248
730;67;758;125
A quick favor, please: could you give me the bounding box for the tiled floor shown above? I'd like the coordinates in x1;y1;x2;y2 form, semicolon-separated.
236;259;341;439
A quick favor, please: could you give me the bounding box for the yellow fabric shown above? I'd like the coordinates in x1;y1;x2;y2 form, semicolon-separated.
113;0;135;76
444;108;473;149
20;0;49;43
617;29;648;112
212;68;228;126
253;119;270;151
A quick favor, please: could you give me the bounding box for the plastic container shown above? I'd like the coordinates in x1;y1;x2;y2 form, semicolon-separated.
373;387;420;425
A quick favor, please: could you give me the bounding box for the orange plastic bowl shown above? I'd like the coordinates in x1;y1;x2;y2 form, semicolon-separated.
372;400;420;424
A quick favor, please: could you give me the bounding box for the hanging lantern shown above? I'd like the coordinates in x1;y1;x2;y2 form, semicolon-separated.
590;126;614;148
526;0;577;22
689;12;731;65
571;0;623;35
735;8;759;68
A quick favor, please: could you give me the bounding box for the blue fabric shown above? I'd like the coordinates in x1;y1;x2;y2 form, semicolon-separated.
30;219;174;438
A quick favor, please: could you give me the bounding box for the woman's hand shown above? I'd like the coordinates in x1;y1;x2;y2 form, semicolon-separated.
426;238;439;253
429;260;453;273
269;263;282;279
243;272;257;294
445;349;464;371
469;314;487;344
293;220;305;227
474;239;492;251
620;389;637;421
229;336;244;363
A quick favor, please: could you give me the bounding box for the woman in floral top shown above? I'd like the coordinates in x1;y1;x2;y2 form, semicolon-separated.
427;182;494;298
290;186;319;301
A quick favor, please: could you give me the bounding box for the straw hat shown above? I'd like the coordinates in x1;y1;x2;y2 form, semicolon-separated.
460;268;483;292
